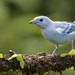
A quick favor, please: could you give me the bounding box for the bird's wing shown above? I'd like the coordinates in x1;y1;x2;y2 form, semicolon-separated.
54;21;75;34
68;22;75;33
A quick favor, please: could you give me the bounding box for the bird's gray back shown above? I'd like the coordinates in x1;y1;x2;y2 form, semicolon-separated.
54;21;68;28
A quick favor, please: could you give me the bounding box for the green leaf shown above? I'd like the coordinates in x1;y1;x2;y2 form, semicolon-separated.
0;53;3;58
60;53;68;57
44;72;49;75
16;54;25;69
8;54;17;60
20;60;25;69
68;49;75;55
60;49;75;57
8;54;25;69
16;54;23;62
70;66;74;70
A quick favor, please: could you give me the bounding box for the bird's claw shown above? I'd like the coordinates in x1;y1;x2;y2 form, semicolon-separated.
52;51;56;56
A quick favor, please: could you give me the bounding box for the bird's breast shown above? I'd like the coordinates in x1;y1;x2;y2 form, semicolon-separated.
41;28;58;43
41;28;73;44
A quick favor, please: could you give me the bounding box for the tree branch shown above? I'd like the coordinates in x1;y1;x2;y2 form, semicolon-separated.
0;50;75;75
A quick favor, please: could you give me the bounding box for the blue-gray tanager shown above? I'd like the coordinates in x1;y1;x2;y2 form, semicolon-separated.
29;16;75;56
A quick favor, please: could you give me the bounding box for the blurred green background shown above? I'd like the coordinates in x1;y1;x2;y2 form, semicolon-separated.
0;0;75;75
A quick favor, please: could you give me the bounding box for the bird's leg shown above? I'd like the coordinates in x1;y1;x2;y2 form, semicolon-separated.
70;40;74;58
71;40;74;49
52;44;58;56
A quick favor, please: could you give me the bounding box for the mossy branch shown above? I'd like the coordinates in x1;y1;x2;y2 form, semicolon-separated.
0;50;75;75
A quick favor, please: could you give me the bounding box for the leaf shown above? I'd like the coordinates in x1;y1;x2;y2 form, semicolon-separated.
8;54;17;60
60;49;75;57
68;49;75;55
70;66;74;70
44;72;49;75
0;53;3;58
8;54;25;69
16;54;25;69
16;54;23;62
38;56;44;59
60;53;68;57
20;60;25;69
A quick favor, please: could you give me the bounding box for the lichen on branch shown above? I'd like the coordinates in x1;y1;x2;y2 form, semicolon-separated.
0;50;75;75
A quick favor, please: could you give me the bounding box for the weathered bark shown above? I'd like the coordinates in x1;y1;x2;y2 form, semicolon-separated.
0;50;75;75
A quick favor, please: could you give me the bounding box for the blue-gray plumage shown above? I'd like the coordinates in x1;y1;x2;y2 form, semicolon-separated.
29;16;75;56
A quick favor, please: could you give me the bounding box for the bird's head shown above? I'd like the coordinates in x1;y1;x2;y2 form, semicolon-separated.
29;16;53;29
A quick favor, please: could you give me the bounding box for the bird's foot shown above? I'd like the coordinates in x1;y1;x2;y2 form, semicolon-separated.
52;51;56;56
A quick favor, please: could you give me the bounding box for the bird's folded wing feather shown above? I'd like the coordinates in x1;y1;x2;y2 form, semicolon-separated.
54;21;75;34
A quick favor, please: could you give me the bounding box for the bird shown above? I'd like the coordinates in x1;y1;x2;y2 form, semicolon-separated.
29;16;75;56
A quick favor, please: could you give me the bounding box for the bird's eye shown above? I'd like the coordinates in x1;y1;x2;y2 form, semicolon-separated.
39;19;43;22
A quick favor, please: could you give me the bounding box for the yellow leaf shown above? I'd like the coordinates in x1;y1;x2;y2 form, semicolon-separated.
68;49;75;55
70;66;74;70
8;54;17;60
60;53;68;57
0;53;3;58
